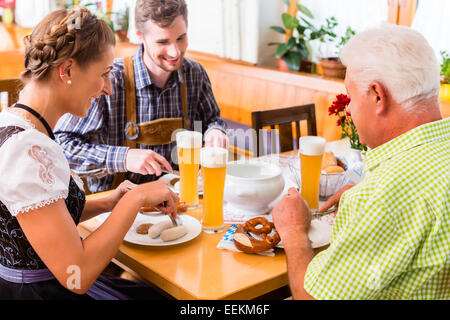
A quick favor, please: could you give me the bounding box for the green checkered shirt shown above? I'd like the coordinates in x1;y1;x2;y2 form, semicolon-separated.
304;118;450;299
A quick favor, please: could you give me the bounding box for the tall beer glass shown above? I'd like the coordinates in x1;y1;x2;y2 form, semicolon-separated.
200;147;228;233
176;131;202;208
299;136;326;211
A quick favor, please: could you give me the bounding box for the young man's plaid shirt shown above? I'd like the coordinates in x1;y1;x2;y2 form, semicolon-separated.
55;45;226;192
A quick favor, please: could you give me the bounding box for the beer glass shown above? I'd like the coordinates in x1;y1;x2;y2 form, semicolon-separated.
299;136;326;211
176;131;202;208
200;147;228;233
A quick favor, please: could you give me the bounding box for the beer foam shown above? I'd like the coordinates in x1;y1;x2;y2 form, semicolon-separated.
176;131;203;148
200;147;228;168
299;136;326;156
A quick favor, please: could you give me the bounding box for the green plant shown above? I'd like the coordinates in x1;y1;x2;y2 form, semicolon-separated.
268;0;317;71
440;50;450;84
316;18;355;59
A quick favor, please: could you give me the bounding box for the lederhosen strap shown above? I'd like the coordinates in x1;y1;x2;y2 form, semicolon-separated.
111;56;189;189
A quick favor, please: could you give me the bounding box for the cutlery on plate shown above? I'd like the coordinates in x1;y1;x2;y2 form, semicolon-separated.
311;207;336;220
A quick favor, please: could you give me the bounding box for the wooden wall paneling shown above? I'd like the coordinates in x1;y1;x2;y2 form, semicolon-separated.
0;51;25;79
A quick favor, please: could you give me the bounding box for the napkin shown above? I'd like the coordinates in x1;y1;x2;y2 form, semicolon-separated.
217;218;333;255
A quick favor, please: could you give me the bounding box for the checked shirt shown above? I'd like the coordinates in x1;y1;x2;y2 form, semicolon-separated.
305;118;450;299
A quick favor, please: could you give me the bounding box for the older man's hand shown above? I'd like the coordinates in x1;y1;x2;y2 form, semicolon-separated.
204;129;229;149
272;187;312;240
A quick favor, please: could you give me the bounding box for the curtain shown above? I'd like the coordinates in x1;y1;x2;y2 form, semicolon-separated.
411;0;450;60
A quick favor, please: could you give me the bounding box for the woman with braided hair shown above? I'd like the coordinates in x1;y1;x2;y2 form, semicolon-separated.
0;8;178;299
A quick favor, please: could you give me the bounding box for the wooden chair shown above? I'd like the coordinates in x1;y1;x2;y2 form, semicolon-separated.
0;78;23;110
251;103;317;156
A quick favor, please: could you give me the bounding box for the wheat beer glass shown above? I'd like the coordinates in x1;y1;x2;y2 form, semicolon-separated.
299;136;326;211
176;131;202;208
200;147;228;233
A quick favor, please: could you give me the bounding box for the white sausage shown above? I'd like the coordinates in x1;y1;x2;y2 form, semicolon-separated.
148;220;174;239
160;225;188;242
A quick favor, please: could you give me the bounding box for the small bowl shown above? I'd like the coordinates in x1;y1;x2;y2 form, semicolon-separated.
224;160;285;215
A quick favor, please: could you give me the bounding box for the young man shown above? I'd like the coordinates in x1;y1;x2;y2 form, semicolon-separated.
272;24;449;299
54;0;228;193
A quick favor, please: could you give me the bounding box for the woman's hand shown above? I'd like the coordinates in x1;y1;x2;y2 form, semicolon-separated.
104;180;137;212
134;180;179;217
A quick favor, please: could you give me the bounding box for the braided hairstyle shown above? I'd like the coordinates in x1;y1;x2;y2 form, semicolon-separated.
21;7;116;82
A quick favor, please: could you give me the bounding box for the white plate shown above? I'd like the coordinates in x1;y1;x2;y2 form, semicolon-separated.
95;212;202;246
159;173;203;195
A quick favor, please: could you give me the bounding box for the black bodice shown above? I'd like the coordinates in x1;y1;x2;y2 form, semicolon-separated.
0;126;86;270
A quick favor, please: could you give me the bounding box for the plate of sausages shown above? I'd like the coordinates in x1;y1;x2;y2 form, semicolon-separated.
95;212;202;246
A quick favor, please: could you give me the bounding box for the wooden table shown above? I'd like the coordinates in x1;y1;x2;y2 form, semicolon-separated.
79;193;292;300
77;142;349;300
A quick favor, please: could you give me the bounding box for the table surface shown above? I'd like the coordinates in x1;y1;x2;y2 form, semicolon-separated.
78;141;349;300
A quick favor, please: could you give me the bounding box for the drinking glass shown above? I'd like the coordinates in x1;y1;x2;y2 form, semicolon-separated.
200;147;228;233
299;136;326;211
176;131;202;208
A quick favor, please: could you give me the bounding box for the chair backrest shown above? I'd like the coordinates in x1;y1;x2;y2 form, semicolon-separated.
251;103;317;156
0;78;23;110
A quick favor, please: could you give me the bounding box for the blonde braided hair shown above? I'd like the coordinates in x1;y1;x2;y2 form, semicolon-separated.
22;7;115;82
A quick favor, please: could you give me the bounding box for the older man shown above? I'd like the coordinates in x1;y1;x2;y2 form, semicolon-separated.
54;0;228;193
272;24;449;299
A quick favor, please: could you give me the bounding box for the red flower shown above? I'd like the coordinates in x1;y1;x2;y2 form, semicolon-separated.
329;93;367;151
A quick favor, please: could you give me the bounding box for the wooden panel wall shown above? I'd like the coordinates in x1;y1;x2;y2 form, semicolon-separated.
186;51;345;141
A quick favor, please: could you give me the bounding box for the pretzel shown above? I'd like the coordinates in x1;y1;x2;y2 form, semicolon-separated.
233;217;281;253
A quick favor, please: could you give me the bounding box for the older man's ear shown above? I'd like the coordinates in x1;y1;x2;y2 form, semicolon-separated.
369;81;389;116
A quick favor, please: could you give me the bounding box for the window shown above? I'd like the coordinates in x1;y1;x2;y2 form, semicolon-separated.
411;0;450;59
299;0;389;60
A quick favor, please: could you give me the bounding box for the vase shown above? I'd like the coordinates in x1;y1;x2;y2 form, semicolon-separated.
349;148;363;163
277;58;313;73
2;7;14;26
440;84;450;103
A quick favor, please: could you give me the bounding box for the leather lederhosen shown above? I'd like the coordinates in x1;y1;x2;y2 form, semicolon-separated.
111;56;190;189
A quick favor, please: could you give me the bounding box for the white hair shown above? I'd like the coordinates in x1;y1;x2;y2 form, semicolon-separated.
340;24;440;111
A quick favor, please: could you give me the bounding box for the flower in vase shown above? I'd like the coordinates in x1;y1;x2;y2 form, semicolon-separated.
329;94;367;151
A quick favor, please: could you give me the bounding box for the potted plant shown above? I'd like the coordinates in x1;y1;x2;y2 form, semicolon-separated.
268;0;316;73
440;50;450;103
317;22;355;80
114;5;129;42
